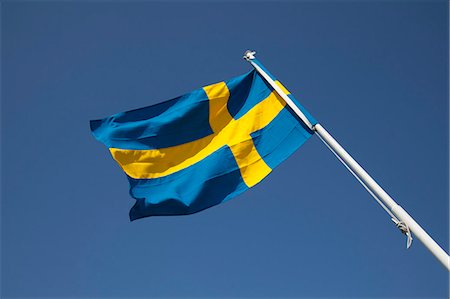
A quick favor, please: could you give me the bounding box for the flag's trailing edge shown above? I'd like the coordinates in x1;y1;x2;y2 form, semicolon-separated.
90;70;317;220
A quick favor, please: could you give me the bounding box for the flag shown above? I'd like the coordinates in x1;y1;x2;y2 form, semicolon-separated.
90;69;317;220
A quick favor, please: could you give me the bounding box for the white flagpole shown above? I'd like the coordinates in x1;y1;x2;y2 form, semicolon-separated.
243;50;450;271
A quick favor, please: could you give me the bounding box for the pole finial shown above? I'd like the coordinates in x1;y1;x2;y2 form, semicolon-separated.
243;50;256;61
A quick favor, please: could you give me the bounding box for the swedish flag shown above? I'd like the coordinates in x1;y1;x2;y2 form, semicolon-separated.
90;69;316;220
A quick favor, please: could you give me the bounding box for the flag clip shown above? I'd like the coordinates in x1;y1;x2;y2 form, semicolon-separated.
391;218;413;249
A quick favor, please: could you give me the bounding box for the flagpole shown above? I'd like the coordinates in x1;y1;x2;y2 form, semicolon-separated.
314;124;449;270
243;50;450;271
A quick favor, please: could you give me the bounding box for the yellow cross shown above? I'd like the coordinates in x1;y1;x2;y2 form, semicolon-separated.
110;81;289;187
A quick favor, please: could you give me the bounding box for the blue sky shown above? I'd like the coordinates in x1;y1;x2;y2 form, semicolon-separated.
1;1;448;298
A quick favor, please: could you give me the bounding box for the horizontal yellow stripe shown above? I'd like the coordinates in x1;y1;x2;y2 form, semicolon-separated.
110;134;216;179
229;139;272;187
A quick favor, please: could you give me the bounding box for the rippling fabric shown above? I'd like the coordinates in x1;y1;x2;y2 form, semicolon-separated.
90;70;316;220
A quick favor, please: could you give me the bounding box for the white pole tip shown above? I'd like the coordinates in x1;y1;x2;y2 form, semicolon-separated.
243;50;256;61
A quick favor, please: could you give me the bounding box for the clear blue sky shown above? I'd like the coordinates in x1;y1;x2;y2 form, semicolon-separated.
2;1;448;298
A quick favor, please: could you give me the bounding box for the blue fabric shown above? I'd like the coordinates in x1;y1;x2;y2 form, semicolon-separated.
250;108;312;170
90;69;316;220
90;88;213;150
128;146;247;219
226;71;272;119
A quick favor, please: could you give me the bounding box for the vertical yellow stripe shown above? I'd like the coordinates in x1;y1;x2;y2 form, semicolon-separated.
203;81;273;187
228;139;272;187
203;82;233;132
